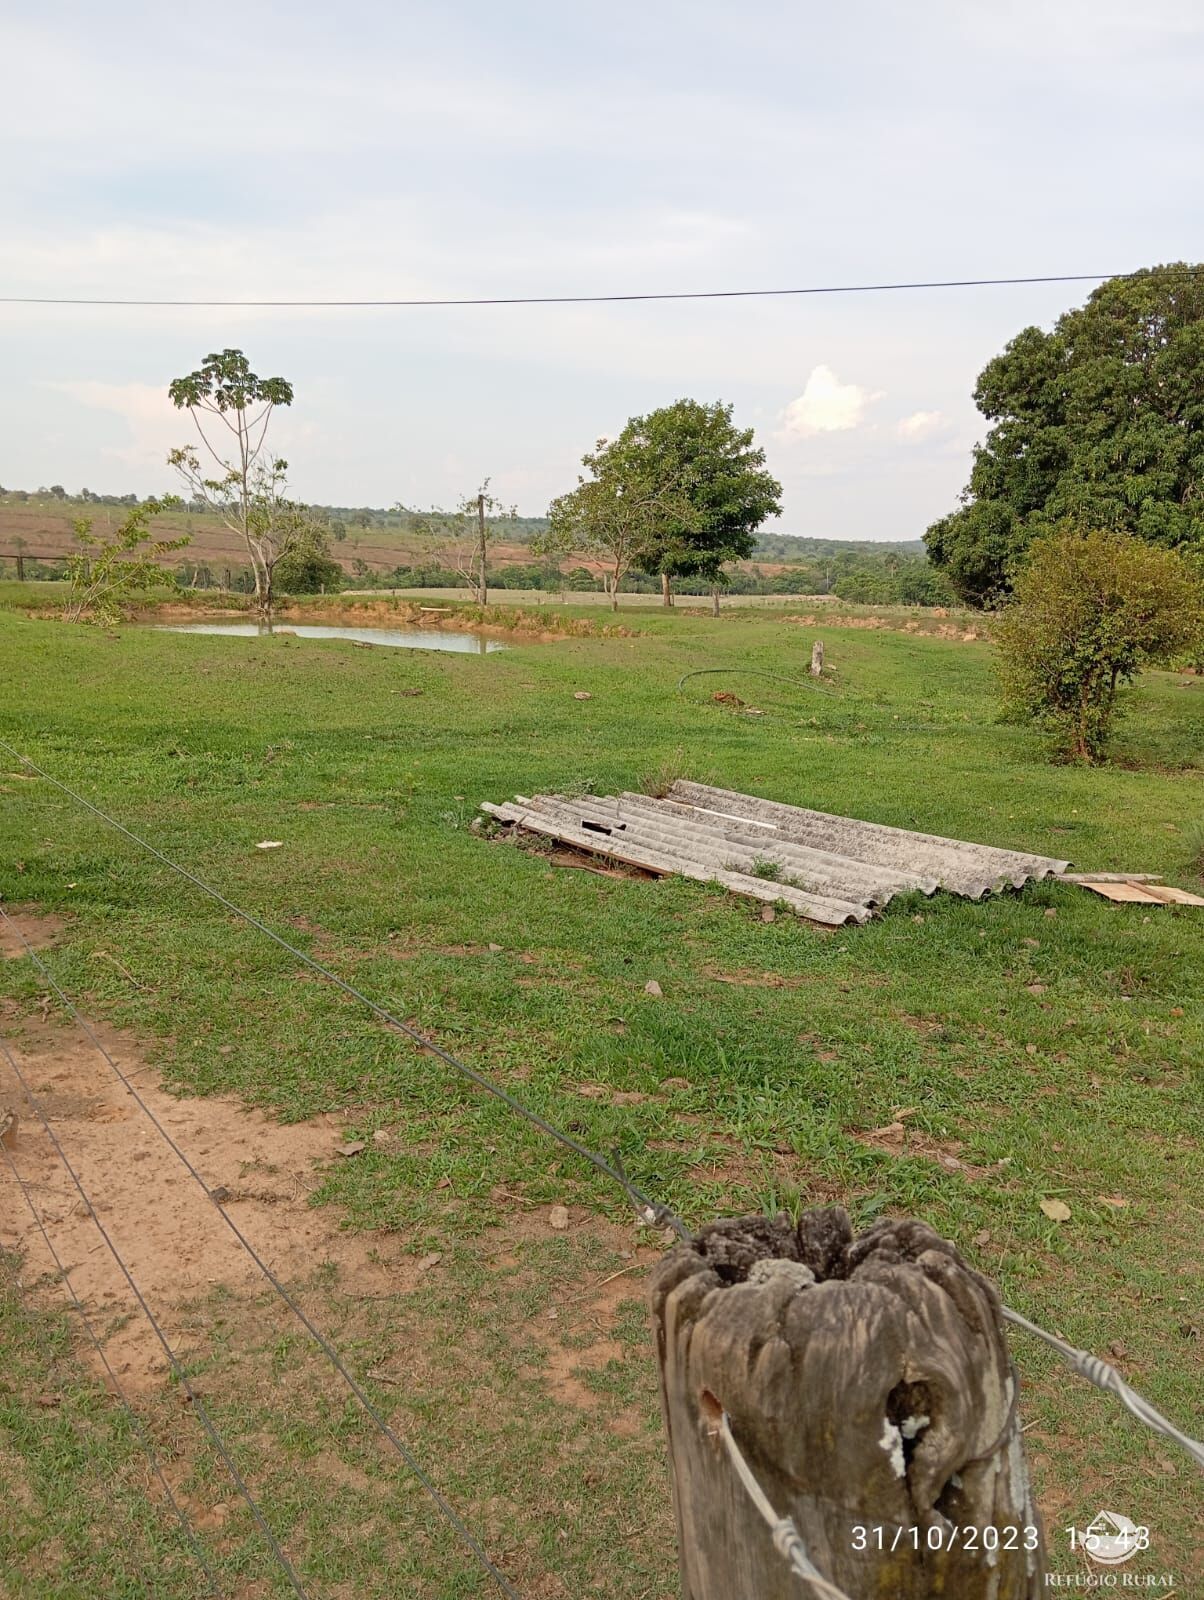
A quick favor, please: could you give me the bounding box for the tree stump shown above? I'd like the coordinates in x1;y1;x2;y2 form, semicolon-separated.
650;1209;1045;1599
810;640;825;677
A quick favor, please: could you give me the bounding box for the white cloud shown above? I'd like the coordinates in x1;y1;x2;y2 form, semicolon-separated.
778;366;880;439
896;409;946;441
44;381;183;471
44;379;311;477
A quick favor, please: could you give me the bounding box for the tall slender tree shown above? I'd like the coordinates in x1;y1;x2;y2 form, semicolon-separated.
167;349;296;620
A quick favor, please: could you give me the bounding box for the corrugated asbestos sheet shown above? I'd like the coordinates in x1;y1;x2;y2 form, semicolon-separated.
481;780;1071;928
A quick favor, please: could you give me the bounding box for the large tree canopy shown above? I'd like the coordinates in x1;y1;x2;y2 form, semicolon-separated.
537;399;782;608
626;399;783;597
926;264;1204;605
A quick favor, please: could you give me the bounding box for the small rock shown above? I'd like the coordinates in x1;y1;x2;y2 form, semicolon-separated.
549;1205;570;1230
1025;1043;1038;1056
761;905;776;923
644;979;663;997
210;1185;232;1205
1026;983;1047;995
972;1228;991;1246
1044;907;1057;919
336;1140;367;1158
573;691;592;701
218;1044;235;1056
488;942;503;952
372;1129;390;1146
417;1251;442;1272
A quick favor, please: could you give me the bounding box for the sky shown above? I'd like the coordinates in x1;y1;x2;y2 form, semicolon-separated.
2;0;1203;539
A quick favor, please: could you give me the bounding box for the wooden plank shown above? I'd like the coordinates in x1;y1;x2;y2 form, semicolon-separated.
1075;881;1163;903
1057;872;1163;884
1140;883;1204;907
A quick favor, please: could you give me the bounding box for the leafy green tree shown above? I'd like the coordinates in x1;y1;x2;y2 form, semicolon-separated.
612;400;782;606
167;348;295;618
535;437;685;610
64;498;189;624
927;264;1204;606
274;529;344;594
996;527;1204;762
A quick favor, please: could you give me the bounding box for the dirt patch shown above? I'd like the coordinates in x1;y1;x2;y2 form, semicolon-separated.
0;1012;421;1392
785;612;989;640
0;910;64;960
702;965;809;989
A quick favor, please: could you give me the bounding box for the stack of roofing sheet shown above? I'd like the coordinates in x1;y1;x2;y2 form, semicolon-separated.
480;780;1071;927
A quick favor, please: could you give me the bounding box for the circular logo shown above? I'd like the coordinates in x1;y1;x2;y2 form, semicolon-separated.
1077;1511;1146;1566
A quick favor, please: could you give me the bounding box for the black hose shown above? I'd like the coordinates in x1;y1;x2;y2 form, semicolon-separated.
675;667;836;695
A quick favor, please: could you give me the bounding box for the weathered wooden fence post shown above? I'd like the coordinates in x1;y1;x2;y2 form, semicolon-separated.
651;1209;1045;1599
810;639;825;677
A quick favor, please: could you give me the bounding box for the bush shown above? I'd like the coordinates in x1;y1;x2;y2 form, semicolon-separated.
995;528;1204;762
274;545;344;594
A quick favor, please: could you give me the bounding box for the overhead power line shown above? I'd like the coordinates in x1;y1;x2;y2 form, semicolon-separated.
1;267;1201;310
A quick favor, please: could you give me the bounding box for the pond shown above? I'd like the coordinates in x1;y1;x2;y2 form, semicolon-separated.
154;623;505;654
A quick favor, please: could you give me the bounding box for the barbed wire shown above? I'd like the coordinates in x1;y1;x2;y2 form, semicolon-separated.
0;907;523;1600
0;1133;222;1597
0;1032;311;1600
0;741;687;1242
4;734;1202;1600
1001;1306;1204;1471
717;1412;851;1599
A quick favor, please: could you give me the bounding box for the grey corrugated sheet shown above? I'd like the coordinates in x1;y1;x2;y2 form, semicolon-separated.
481;780;1070;928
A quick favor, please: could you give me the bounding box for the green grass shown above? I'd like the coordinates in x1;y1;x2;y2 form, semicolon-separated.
1;599;1202;1592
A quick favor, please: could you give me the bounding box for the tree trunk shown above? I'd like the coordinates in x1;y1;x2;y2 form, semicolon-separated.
662;571;673;607
15;553;24;582
651;1209;1044;1600
711;585;720;617
477;493;488;607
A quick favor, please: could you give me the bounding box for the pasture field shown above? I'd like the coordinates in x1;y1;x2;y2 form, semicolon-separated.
0;595;1201;1596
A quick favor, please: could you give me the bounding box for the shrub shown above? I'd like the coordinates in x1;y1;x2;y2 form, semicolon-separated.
995;528;1204;762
